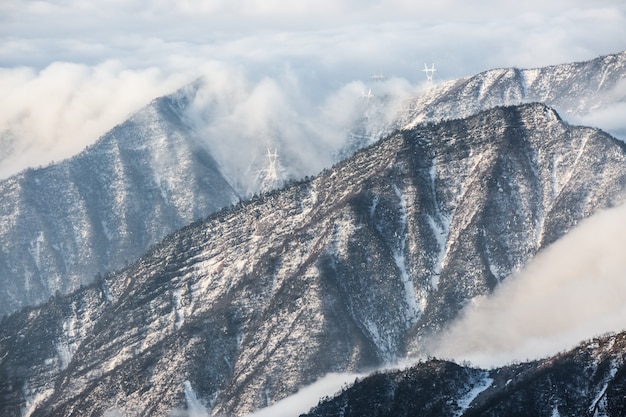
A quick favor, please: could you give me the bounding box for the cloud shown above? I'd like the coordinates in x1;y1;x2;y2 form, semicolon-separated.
0;48;420;186
430;202;626;368
4;2;625;71
242;372;366;417
167;381;211;417
0;1;625;178
185;63;420;194
574;78;626;140
578;102;626;141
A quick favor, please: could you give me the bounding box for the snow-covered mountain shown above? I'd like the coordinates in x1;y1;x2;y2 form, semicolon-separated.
0;92;239;316
342;51;626;156
1;103;625;417
401;50;626;132
1;51;624;318
303;330;626;417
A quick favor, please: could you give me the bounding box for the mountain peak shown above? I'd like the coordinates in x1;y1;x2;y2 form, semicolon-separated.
0;95;239;316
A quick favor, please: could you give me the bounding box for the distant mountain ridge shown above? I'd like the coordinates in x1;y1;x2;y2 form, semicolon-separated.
1;103;625;417
345;51;626;157
0;93;239;316
401;50;626;131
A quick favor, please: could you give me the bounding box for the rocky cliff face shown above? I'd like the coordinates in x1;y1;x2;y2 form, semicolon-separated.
303;331;626;417
1;103;625;417
0;92;240;316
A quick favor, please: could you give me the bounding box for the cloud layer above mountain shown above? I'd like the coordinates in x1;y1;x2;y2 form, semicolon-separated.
1;0;625;178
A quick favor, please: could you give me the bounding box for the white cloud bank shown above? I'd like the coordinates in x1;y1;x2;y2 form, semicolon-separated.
1;1;625;178
431;202;626;368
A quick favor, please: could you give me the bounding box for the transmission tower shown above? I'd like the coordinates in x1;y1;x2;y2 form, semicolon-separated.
265;148;279;183
423;63;437;85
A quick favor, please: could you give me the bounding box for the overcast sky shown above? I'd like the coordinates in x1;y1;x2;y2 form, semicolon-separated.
1;1;625;177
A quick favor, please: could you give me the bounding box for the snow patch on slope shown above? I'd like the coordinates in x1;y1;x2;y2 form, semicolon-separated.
172;288;185;330
392;184;421;325
183;381;210;417
455;372;493;417
21;382;54;417
427;159;451;289
522;68;541;93
28;232;45;271
364;318;395;362
588;360;619;417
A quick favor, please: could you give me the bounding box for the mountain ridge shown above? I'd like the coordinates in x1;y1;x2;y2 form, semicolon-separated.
302;330;626;417
0;91;240;316
401;50;626;132
1;103;625;416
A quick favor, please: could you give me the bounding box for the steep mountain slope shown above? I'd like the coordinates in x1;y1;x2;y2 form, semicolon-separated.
302;331;626;417
1;51;623;318
1;103;625;417
0;91;240;316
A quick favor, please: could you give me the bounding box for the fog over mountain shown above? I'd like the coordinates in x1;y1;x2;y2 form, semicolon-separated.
432;202;626;368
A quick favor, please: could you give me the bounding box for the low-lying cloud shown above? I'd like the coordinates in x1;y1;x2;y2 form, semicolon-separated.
431;202;626;368
242;372;366;417
575;78;626;140
184;63;420;194
0;61;193;178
